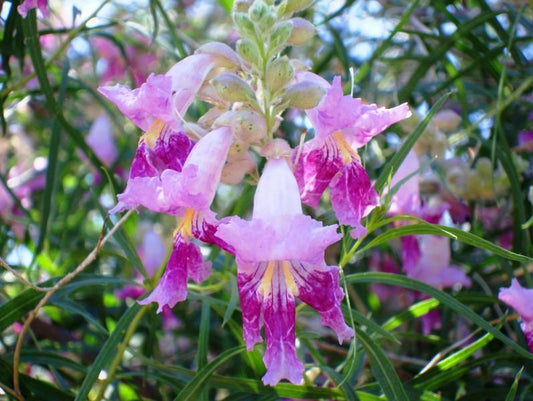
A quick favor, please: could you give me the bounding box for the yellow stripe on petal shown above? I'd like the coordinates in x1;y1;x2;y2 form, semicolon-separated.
176;208;196;240
281;260;299;296
332;130;360;165
142;119;166;148
259;260;276;297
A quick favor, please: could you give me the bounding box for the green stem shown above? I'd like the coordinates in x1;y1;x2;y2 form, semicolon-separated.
93;305;150;401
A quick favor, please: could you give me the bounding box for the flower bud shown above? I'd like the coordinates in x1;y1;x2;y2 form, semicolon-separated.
195;42;241;68
260;138;292;159
266;56;294;93
214;109;267;144
287;18;317;45
211;73;257;104
221;152;257;185
236;38;261;68
233;12;256;38
476;157;493;178
432;109;461;132
249;1;269;21
284;0;314;14
232;0;253;13
268;21;293;55
282;80;325;109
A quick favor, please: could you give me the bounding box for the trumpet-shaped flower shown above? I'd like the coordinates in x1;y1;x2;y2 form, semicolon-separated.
499;279;533;352
216;157;353;385
294;74;411;238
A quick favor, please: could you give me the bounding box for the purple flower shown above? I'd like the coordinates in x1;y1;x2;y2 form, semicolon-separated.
294;75;411;238
216;157;353;385
18;0;48;18
86;114;117;168
98;48;238;132
499;279;533;352
133;126;233;312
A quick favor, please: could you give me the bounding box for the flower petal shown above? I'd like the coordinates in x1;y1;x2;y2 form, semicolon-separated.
329;158;379;238
261;266;304;385
293;141;343;208
139;235;211;312
293;261;354;343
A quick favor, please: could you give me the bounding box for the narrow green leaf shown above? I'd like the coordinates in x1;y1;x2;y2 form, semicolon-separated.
74;303;143;401
358;219;531;264
374;93;450;195
197;301;211;401
174;345;247;401
356;328;410;401
222;274;239;327
382;298;440;332
0;288;44;332
435;331;494;371
18;351;87;373
505;366;524;401
347;272;533;360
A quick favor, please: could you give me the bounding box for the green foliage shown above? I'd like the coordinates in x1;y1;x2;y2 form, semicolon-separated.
0;0;532;400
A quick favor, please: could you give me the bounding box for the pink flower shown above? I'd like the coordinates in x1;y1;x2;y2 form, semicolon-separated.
216;157;353;385
499;279;533;352
86;114;117;168
294;75;411;238
135;126;234;312
18;0;48;18
98;48;238;132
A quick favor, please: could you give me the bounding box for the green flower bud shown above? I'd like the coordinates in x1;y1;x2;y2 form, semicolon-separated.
284;0;314;14
287;17;316;45
476;157;493;177
195;42;241;68
236;38;261;68
266;56;294;93
268;21;293;55
233;12;256;38
282;80;325;109
232;0;253;13
249;0;269;22
211;73;257;104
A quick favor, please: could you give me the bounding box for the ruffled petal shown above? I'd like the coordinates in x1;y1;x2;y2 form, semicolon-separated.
261;266;304;386
161;126;232;212
98;74;176;131
237;261;266;349
18;0;48;18
139;235;211;313
329;157;379;238
293;141;343;208
293;261;354;343
499;279;533;321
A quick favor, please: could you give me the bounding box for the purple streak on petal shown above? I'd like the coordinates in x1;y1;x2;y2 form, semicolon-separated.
138;235;211;312
294;261;354;343
238;261;266;350
161;126;232;212
110;129;194;214
329;158;379;239
192;210;235;255
262;267;304;386
293;140;343;208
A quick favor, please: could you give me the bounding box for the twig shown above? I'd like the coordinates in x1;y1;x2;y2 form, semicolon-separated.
0;258;47;292
12;210;133;400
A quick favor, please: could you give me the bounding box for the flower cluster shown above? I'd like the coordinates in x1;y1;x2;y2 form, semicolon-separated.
100;0;411;385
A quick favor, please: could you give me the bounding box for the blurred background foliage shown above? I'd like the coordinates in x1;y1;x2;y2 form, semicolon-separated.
0;0;532;400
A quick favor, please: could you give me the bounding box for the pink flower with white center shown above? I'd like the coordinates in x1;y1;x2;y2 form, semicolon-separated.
294;74;411;238
499;279;533;352
216;157;353;386
18;0;48;18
